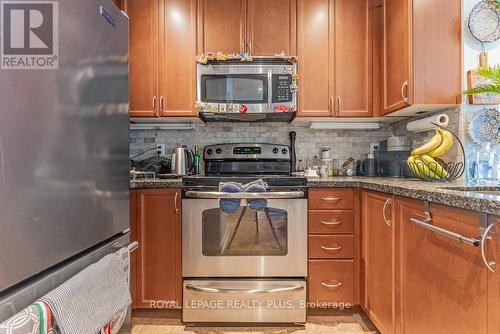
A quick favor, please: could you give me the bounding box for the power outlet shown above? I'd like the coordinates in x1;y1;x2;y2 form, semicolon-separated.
156;144;166;157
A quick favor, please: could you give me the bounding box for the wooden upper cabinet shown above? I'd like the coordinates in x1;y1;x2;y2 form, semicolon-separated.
334;0;371;117
127;0;159;117
159;0;197;116
381;0;461;115
133;189;182;309
247;0;297;56
362;191;394;334
382;0;409;114
126;0;197;118
297;0;332;117
198;0;246;53
395;198;488;334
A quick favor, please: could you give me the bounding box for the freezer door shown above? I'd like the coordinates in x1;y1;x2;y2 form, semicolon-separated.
0;0;129;292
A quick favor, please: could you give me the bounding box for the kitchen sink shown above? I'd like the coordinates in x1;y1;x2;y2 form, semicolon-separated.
438;186;500;196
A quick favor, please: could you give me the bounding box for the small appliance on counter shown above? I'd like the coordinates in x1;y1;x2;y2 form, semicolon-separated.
356;153;382;177
377;139;413;178
172;146;194;176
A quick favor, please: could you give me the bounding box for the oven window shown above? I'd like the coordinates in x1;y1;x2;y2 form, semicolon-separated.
202;206;288;256
201;74;268;103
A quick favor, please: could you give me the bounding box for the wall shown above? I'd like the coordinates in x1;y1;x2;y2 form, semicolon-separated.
462;0;500;182
130;122;392;167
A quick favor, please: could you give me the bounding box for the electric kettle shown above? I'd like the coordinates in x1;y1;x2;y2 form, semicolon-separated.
172;146;194;176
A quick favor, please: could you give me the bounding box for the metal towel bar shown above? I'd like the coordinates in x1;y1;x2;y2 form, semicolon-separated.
409;202;480;247
127;241;139;252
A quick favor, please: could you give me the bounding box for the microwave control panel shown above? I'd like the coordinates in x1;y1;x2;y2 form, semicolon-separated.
272;74;293;103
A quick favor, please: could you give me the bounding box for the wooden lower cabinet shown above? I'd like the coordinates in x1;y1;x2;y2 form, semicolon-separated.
362;191;394;334
487;215;499;334
131;188;182;309
309;260;354;304
394;198;488;334
307;188;360;307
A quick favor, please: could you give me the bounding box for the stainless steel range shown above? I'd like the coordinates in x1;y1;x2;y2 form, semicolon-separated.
182;143;307;323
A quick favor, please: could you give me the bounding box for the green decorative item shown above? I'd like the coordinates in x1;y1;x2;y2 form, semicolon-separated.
464;65;500;96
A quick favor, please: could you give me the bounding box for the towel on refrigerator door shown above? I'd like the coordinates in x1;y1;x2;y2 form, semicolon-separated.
0;301;56;334
40;251;131;334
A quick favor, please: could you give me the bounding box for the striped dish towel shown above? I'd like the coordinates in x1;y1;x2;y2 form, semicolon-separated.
40;251;132;334
0;301;56;334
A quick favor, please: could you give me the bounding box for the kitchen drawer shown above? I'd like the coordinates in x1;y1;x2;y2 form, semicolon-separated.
309;188;354;210
308;235;354;259
308;260;354;304
308;210;354;234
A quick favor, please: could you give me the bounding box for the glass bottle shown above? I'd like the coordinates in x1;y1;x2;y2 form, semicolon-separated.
297;159;304;172
477;143;500;185
466;144;480;184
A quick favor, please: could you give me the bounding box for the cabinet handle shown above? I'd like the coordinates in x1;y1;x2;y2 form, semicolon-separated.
320;220;342;226
321;281;343;289
480;223;496;273
401;81;409;104
159;95;164;116
329;96;334;115
337;96;341;113
321;245;343;252
249;39;253;54
382;197;392;226
174;191;179;215
152;96;158;117
320;197;341;202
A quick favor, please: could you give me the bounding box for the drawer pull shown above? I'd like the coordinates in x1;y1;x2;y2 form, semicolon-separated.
321;281;343;289
320;197;342;202
321;245;343;252
320;220;342;226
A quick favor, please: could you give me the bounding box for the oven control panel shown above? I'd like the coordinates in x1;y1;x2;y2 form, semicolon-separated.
272;74;293;103
204;143;290;160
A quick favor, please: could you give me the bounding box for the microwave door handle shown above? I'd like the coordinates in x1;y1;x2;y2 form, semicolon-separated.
268;69;272;111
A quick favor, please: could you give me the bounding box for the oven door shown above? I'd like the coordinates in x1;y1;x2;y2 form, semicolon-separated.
182;191;307;277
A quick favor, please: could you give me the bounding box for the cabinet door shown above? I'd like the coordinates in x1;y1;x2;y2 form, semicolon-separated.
334;0;371;117
362;191;394;334
395;198;488;334
487;215;499;334
134;189;182;309
126;0;159;117
297;0;333;116
382;0;410;114
158;0;197;116
247;0;297;56
198;0;246;53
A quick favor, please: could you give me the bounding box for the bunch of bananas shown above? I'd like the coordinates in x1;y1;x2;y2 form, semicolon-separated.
407;128;454;180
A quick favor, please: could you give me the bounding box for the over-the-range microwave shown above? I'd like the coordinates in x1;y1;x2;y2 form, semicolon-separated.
196;58;297;122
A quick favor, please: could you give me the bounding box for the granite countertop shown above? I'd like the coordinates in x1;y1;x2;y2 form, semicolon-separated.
130;177;499;215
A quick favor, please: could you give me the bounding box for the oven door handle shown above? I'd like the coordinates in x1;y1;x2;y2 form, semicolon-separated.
185;284;304;294
184;191;305;199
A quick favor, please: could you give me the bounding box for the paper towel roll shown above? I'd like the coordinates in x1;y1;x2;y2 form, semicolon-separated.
406;114;449;133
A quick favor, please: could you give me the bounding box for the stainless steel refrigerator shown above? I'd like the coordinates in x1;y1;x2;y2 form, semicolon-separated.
0;0;130;324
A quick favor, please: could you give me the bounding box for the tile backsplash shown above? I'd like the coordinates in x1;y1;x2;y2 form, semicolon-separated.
130;122;393;164
130;109;463;172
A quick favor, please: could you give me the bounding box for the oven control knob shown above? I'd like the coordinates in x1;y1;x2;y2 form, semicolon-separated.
216;148;222;154
272;148;279;154
206;148;213;155
281;148;288;155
